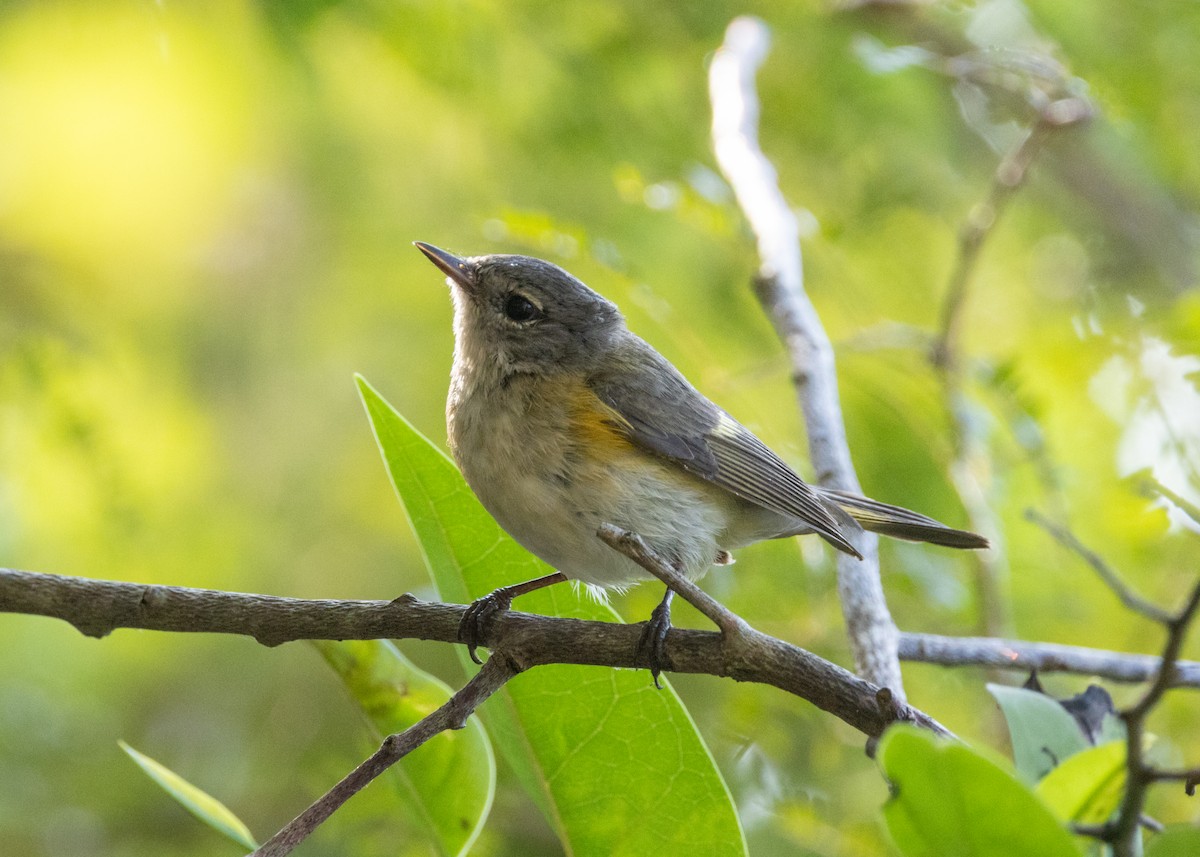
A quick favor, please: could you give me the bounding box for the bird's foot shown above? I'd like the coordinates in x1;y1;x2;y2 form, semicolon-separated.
458;589;516;664
457;572;569;663
636;589;675;689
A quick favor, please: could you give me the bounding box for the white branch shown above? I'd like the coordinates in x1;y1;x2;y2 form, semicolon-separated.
709;16;902;697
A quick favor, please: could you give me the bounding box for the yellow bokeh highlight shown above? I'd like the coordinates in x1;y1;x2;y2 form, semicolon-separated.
0;337;214;572
0;4;267;287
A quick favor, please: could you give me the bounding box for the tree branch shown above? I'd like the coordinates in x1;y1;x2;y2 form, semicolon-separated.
1147;767;1200;797
1110;579;1200;857
898;632;1200;689
597;525;951;739
709;14;903;698
253;654;518;857
931;117;1067;370
9;562;1199;760
0;566;919;739
0;567;462;646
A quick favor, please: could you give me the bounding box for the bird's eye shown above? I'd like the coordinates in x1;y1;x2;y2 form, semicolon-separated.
503;294;541;323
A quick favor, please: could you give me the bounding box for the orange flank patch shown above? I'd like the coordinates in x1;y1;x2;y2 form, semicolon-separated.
567;383;636;458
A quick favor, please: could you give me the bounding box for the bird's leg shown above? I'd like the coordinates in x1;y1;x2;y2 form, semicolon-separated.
459;571;568;663
637;586;676;689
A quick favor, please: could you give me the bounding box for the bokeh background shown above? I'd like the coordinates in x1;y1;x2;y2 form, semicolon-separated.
2;1;1198;854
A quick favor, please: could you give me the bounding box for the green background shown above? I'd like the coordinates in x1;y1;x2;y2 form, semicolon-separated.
2;1;1198;854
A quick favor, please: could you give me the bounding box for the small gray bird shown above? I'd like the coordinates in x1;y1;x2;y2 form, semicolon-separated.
415;243;987;680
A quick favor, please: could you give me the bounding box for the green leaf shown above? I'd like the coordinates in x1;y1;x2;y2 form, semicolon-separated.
356;376;747;856
314;639;495;857
988;684;1091;781
879;726;1081;857
1146;827;1200;857
119;741;258;851
1036;740;1126;825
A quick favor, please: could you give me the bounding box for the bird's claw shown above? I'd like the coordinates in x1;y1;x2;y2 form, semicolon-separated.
636;594;675;689
458;590;515;664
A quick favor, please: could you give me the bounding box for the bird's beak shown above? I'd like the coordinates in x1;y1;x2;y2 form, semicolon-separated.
414;242;477;293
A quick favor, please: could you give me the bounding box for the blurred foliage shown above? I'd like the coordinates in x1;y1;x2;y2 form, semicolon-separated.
1;1;1198;855
879;726;1083;857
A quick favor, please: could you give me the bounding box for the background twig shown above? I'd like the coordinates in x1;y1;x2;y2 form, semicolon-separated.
931;99;1092;641
1144;478;1200;528
1026;509;1172;624
897;632;1200;688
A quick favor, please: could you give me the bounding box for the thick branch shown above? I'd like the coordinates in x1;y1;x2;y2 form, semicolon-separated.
709;15;902;698
9;563;1199;754
0;567;461;646
0;566;909;738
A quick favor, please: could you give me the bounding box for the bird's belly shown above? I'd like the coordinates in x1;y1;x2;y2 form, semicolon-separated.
450;386;732;588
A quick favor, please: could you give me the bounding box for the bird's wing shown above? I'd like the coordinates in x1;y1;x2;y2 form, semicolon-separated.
587;349;861;558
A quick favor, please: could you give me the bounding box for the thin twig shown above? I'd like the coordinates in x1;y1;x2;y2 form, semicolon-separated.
1140;815;1166;833
1147;767;1200;797
1025;509;1172;624
253;655;518;857
709;14;903;699
596;524;748;638
1143;477;1200;528
596;527;953;740
1072;822;1108;841
932;119;1059;370
1110;580;1200;857
927;68;1091;643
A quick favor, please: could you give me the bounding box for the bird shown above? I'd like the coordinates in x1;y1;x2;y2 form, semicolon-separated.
414;242;987;682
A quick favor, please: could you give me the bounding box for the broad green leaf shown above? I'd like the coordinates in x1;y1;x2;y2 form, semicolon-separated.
314;639;494;857
879;726;1081;857
119;741;257;851
1146;827;1200;856
357;376;746;856
1036;740;1126;825
988;684;1091;781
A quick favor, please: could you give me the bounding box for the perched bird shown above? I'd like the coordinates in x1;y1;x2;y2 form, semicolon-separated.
415;243;987;681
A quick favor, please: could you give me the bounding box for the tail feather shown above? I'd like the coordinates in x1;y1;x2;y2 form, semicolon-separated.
817;488;989;550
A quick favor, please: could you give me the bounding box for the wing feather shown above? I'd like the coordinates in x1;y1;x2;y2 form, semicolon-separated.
588;348;861;558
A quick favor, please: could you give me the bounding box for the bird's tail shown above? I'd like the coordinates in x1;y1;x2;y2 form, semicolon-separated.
817;488;989;550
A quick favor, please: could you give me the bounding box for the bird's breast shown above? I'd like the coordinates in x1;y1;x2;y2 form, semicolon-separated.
447;372;731;586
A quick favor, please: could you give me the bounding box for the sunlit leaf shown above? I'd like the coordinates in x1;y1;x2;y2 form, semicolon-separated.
314;639;494;857
1036;740;1126;825
119;741;257;851
357;376;746;856
879;726;1081;857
